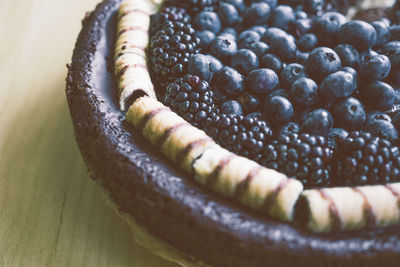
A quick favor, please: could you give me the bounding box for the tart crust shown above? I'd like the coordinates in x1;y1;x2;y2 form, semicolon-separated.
66;0;400;266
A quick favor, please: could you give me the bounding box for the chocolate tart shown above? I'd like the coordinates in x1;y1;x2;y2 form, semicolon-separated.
66;0;400;266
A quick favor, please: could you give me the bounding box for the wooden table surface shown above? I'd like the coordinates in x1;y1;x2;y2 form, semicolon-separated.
0;0;177;266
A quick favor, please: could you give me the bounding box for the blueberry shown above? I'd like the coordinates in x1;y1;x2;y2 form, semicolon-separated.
379;17;391;27
248;42;270;57
367;111;392;123
364;120;399;142
243;2;271;26
295;10;308;19
194;11;221;34
319;71;357;107
280;63;308;89
247;68;279;95
392;112;400;132
291;18;313;37
340;67;357;78
289;77;318;108
209;35;237;63
331;97;366;131
382;41;400;68
188;54;213;82
267;88;289;99
269;34;297;62
262;27;291;44
223;0;246;13
304;0;324;15
390;25;400;41
314;12;347;46
298;33;318;52
360;49;378;63
196;30;216;49
218;2;241;26
295;50;309;65
221;27;238;37
339;20;377;51
360;81;395;111
301;109;333;137
212;66;244;97
389;50;400;69
237;30;260;49
205;55;223;73
261;53;283;73
248;26;267;37
395;88;400;104
231;49;259;74
306;47;341;82
221;100;243;115
262;28;297;61
333;44;360;70
327;128;349;149
258;0;277;8
269;5;295;31
278;122;300;136
388;70;400;89
263;96;294;124
359;54;391;82
296;108;313;125
372;20;391;47
238;93;260;113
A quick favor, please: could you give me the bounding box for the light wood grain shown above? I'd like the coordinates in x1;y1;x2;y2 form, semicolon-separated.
0;0;177;266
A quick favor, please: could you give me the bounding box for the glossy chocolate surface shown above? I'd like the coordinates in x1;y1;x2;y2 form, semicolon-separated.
66;1;400;266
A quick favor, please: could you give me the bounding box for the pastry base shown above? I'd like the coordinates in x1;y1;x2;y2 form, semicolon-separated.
98;179;208;267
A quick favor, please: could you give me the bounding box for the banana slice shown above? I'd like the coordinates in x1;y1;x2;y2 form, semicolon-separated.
299;183;400;232
115;0;161;111
127;96;215;173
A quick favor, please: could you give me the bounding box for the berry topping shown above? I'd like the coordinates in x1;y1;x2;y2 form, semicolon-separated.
150;0;400;188
334;131;400;186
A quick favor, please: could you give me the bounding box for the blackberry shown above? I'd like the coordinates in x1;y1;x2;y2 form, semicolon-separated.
164;75;217;128
229;116;273;161
149;21;200;93
262;133;333;188
333;131;400;186
149;6;191;36
205;114;273;162
163;0;218;15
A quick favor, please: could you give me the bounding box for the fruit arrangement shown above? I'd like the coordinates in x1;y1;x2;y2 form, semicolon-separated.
146;0;400;189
